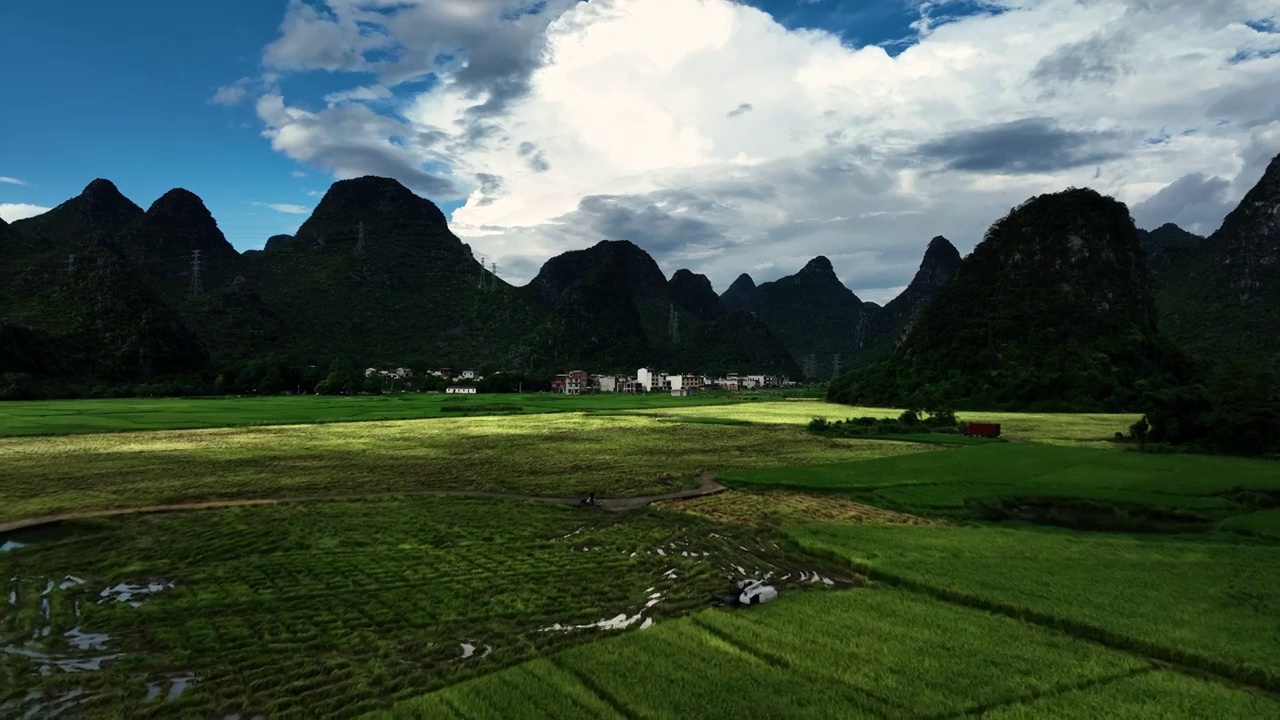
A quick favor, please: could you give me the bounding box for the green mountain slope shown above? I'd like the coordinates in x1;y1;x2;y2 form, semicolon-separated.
830;188;1195;410
749;257;886;379
1153;153;1280;375
244;176;535;367
850;236;961;365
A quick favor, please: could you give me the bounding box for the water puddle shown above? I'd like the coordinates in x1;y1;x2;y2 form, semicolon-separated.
459;643;493;660
540;591;664;633
0;688;92;719
98;580;174;606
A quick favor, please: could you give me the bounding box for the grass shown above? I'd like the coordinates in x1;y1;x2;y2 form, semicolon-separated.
789;522;1280;690
0;392;773;438
370;588;1279;719
0;413;931;525
0;498;851;718
720;442;1280;529
636;401;1139;447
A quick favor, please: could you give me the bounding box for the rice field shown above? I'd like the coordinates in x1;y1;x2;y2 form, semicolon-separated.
0;392;806;438
636;400;1139;447
0;413;930;525
372;588;1280;719
720;442;1280;528
789;522;1280;691
0;498;851;718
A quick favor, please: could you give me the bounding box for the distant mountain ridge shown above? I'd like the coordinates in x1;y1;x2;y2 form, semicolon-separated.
8;155;1276;398
1152;153;1280;374
830;188;1195;410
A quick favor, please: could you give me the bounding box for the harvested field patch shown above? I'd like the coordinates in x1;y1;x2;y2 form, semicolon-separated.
657;490;935;527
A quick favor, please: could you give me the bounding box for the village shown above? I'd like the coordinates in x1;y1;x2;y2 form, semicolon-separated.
362;366;793;396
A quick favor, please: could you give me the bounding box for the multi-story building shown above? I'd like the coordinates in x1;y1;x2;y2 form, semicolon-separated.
594;375;619;393
552;370;591;395
637;368;657;392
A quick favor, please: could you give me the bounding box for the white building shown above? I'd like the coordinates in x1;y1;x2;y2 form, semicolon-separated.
637;368;656;392
446;386;477;394
460;369;480;380
595;375;618;393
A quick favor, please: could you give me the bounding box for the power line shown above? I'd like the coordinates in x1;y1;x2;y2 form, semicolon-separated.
189;250;203;298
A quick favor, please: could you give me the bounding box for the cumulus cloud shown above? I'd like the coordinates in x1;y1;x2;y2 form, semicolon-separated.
245;0;1280;294
255;93;459;199
0;203;51;222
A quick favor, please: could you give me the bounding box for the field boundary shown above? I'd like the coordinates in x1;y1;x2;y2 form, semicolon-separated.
0;475;727;535
799;548;1280;695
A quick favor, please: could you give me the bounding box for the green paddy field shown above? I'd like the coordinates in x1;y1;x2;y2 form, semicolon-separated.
1;394;1276;718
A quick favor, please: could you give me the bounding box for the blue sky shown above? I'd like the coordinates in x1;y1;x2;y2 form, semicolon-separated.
0;1;983;249
2;0;1278;299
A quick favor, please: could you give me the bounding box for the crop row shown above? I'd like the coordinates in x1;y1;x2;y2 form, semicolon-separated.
789;522;1280;691
1;497;850;717
373;587;1277;719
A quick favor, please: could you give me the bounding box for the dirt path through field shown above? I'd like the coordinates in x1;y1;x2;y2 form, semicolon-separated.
0;475;727;535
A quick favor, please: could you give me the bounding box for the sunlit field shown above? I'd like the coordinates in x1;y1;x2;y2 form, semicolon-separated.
0;391;791;438
0;413;930;524
636;400;1139;447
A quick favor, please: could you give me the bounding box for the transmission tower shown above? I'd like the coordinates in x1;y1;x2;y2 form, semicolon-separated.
478;256;488;290
354;222;367;258
832;353;842;379
668;304;680;343
189;250;204;298
66;254;77;274
490;262;499;292
802;353;816;381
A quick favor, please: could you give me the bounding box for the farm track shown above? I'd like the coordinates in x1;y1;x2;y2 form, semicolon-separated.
0;475;727;535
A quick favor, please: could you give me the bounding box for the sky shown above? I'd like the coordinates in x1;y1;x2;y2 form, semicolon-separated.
2;1;1278;303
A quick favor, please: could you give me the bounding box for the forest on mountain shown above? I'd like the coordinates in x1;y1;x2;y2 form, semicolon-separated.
2;151;1279;447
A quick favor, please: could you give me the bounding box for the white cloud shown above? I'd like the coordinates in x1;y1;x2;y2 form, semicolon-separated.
0;176;25;186
292;170;308;178
253;202;312;215
0;203;50;222
323;85;392;106
251;0;1280;294
210;78;254;105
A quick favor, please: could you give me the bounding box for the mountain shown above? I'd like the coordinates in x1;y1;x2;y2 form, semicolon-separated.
1153;153;1280;374
13;179;143;247
721;273;759;313
748;257;885;379
521;240;798;375
245;176;533;366
850;236;962;364
668;269;726;321
1139;223;1202;274
830;188;1194;411
1;181;208;382
108;189;285;362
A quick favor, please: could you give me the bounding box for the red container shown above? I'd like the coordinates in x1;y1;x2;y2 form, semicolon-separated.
961;422;1002;438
